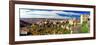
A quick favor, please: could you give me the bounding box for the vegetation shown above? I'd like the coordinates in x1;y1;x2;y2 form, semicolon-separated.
80;21;89;33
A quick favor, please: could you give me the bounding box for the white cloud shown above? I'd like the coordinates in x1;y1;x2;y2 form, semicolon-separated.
51;11;81;15
20;9;31;13
20;9;80;19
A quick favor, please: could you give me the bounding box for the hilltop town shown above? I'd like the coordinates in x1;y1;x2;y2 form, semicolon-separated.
20;14;90;36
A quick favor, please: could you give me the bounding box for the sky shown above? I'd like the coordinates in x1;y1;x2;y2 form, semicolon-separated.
20;8;90;19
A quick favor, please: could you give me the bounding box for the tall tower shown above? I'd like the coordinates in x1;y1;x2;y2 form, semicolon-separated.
80;15;83;24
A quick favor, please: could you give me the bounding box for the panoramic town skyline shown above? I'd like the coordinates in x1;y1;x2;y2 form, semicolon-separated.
19;8;90;36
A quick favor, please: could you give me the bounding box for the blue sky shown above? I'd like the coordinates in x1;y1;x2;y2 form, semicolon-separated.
20;8;90;19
